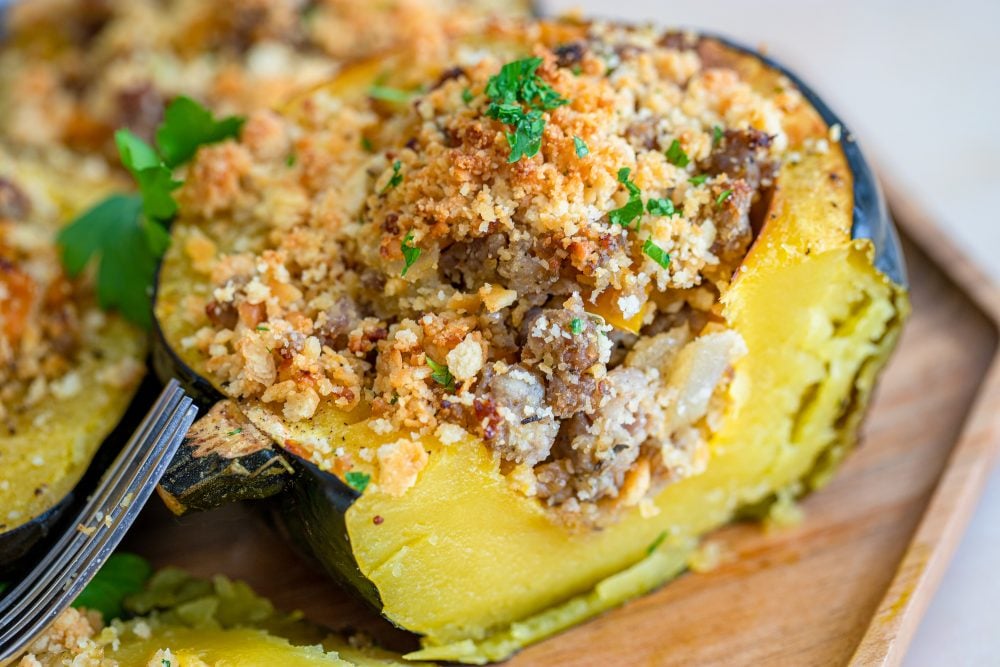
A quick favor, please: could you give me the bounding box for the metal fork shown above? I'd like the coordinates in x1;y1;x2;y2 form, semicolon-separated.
0;379;197;664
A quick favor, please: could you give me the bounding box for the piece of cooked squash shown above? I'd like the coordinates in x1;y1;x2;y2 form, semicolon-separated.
18;566;431;667
153;18;907;663
0;147;146;568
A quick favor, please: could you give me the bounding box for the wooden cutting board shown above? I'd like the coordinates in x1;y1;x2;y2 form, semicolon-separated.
122;183;1000;666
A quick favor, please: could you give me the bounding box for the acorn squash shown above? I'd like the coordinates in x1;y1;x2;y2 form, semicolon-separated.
153;19;907;663
0;148;146;570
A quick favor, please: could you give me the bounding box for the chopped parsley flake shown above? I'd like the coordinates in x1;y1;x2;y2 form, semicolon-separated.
573;136;590;158
646;197;680;217
688;174;709;186
716;188;734;206
400;231;420;276
462;87;474;105
227;428;242;436
369;85;412;104
484;57;568;162
426;357;456;392
285;152;297;167
642;238;671;269
256;325;269;331
646;531;668;555
360;136;373;153
345;471;371;493
665;139;690;168
608;167;644;229
570;318;584;334
712;125;724;146
381;160;403;194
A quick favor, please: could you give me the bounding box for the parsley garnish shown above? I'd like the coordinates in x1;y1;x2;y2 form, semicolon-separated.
688;174;709;186
462;88;474;105
155;96;244;168
573;136;590;158
642;238;671;269
665;139;690;168
484;57;568;162
345;471;371;493
360;136;373;153
646;531;668;555
608;167;644;229
72;553;152;620
426;357;456;392
227;428;242;436
381;160;403;194
58;97;242;328
400;231;420;276
646;197;680;217
570;318;584;334
58;195;168;329
712;125;724;146
285;153;297;167
369;85;412;104
716;189;734;207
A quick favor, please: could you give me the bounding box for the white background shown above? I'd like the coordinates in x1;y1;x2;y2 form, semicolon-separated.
543;1;1000;664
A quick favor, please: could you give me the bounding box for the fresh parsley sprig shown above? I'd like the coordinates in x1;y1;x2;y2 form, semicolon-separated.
485;57;569;163
57;97;243;328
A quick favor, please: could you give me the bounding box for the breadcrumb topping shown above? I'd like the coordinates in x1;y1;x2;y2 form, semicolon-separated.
166;19;791;525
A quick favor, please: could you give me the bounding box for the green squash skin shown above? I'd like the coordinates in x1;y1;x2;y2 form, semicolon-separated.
149;32;909;660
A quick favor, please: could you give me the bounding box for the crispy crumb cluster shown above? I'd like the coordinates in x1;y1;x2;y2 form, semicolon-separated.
172;20;789;523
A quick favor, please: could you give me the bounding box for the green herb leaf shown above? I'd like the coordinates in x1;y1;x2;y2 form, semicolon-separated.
461;88;474;105
646;197;679;217
646;531;668;555
227;428;243;436
716;188;734;207
115;130;181;221
57;195;168;328
400;231;420;276
285;153;297;167
712;125;724;146
484;57;568;162
573;136;589;158
369;85;412;104
426;357;456;392
485;57;568;111
381;160;404;194
642;238;671;269
345;471;371;493
360;136;373;153
570;318;584;334
72;553;153;620
155;96;244;168
608;167;644;229
688;174;708;186
665;139;690;168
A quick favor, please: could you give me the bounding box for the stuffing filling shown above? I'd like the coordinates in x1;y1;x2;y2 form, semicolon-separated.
172;21;788;526
0;172;87;424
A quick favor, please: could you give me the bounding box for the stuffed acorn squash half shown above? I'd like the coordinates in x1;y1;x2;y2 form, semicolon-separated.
0;148;147;570
153;18;908;663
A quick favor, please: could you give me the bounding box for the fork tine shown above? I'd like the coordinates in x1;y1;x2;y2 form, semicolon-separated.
0;401;195;653
0;381;196;662
0;380;183;617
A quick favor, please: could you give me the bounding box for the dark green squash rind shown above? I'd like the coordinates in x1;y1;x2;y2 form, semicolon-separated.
157;441;295;515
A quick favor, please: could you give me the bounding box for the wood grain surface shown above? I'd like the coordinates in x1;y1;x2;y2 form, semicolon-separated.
122;195;1000;666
